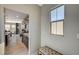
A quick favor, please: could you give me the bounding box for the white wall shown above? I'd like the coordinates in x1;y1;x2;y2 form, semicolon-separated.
0;5;5;55
41;4;79;55
0;4;41;54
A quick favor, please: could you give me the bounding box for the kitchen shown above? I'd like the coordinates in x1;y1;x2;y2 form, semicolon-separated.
4;8;29;55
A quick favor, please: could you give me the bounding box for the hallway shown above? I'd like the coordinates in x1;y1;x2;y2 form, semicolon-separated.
5;34;28;55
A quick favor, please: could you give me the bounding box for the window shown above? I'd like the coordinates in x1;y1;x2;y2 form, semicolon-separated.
5;24;10;31
5;24;16;33
11;24;16;33
50;5;64;35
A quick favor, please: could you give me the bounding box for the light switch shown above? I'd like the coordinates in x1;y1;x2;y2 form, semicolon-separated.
77;34;79;39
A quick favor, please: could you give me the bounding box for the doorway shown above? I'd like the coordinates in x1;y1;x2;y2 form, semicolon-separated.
4;8;29;55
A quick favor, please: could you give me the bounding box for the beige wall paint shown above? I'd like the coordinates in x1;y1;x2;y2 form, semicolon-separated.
41;4;79;55
0;4;41;54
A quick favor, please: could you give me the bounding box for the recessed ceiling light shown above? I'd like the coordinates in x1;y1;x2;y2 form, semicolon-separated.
16;16;19;18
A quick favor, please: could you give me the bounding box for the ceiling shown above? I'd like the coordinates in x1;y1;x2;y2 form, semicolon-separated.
5;8;28;23
37;4;43;6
